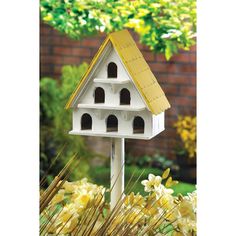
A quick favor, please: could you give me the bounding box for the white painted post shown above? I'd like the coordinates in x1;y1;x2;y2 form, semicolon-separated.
110;138;125;210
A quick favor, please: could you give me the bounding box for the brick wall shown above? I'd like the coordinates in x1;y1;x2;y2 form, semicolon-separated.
40;22;196;159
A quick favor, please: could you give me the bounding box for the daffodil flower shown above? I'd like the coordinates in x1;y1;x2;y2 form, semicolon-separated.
43;174;196;235
141;174;162;192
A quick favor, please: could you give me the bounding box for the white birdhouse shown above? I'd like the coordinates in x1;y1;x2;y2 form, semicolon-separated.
66;30;170;138
65;30;170;209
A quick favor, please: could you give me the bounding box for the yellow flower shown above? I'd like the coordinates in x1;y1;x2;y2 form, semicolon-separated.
141;174;162;192
158;194;174;210
52;203;79;234
77;194;90;207
180;129;189;142
154;184;174;199
144;201;159;216
177;217;197;235
50;189;65;206
174;115;196;157
162;168;170;179
124;192;145;207
63;181;76;193
126;208;144;225
186;190;197;213
178;200;195;219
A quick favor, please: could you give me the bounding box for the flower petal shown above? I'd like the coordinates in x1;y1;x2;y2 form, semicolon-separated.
148;173;155;181
141;180;148;186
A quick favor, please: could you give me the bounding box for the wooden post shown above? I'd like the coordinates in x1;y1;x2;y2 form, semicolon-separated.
110;138;125;210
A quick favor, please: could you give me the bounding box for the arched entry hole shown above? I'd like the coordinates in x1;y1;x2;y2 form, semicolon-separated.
107;62;117;78
133;116;145;134
81;113;92;130
107;115;118;132
94;87;105;103
120;88;131;105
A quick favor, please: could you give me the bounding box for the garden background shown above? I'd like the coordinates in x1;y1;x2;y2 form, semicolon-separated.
40;1;197;201
40;22;196;159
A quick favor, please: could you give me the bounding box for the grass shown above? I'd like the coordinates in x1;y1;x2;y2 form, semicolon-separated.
90;165;196;196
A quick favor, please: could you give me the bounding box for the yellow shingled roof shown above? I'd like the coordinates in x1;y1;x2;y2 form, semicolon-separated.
65;30;170;115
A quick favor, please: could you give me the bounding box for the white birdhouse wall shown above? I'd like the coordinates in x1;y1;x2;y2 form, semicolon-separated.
152;112;165;137
72;108;154;137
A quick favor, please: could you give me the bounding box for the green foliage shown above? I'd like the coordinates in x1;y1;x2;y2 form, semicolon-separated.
137;155;153;167
40;0;196;60
40;63;91;185
125;153;178;172
90;165;195;196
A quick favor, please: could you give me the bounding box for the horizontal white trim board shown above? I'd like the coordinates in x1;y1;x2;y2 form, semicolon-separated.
93;78;130;84
77;103;146;111
69;128;165;140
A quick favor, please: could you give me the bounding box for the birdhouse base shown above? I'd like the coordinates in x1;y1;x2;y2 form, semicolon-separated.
69;128;164;140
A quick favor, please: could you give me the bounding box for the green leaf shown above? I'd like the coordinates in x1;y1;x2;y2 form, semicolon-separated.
165;42;173;60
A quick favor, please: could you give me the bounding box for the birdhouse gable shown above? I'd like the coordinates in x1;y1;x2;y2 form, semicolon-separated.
71;44;147;110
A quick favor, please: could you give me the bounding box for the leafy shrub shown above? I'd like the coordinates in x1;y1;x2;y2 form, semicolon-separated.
40;0;196;60
137;155;153;167
125;153;178;172
40;63;92;185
